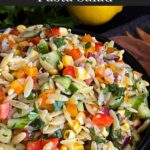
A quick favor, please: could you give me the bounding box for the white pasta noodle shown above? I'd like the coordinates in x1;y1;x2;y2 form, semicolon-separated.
0;144;15;150
24;76;33;98
63;106;72;123
50;115;65;125
91;141;97;150
11;132;26;144
0;53;13;68
16;143;26;150
60;139;77;145
42;125;60;134
9;100;29;110
2;71;14;81
43;142;53;150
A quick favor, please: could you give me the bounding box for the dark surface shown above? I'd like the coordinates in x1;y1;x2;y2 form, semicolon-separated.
72;29;150;150
75;6;150;35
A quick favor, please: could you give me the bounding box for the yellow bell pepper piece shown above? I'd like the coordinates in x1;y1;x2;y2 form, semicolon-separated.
60;145;68;150
62;55;74;67
68;120;82;134
73;143;84;150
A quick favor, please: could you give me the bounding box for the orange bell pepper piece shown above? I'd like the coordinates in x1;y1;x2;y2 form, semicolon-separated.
0;34;9;42
13;69;26;78
23;66;39;77
10;80;24;94
85;45;95;55
82;34;94;43
0;85;6;102
66;48;82;60
106;47;117;54
66;104;78;117
39;89;55;111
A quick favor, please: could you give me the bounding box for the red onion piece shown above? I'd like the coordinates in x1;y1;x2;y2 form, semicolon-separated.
122;136;131;148
101;106;110;115
86;52;95;58
96;55;104;65
85;78;93;85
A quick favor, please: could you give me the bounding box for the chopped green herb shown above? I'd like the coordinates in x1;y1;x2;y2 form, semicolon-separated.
27;92;36;100
28;47;33;53
93;101;99;105
53;37;65;48
93;136;106;143
89;127;95;136
85;42;91;49
51;129;62;138
107;84;125;97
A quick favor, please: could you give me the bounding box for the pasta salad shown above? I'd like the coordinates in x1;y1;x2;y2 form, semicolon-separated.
0;25;149;150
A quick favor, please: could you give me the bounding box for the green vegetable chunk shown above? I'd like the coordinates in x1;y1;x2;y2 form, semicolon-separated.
53;76;71;90
53;37;65;48
41;82;50;91
109;96;123;109
7;117;29;129
40;51;61;70
37;39;49;54
137;103;150;119
0;123;12;143
54;101;64;111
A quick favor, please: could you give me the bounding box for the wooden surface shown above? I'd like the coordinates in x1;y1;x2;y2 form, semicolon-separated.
110;27;150;76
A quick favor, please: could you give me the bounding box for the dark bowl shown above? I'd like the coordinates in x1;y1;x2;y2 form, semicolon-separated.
72;29;150;150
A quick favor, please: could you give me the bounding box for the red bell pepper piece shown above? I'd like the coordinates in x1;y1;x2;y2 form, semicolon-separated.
27;138;59;150
27;140;41;150
0;103;10;120
92;113;113;128
63;66;75;77
45;28;60;37
29;36;41;45
95;42;103;52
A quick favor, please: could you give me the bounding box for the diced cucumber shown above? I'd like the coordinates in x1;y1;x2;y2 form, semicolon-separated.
41;82;50;91
77;102;84;112
136;79;148;94
0;123;12;143
54;101;64;111
37;39;49;54
53;76;71;90
130;96;144;109
7;112;39;129
69;82;83;94
40;51;61;71
137;103;150;119
29;117;44;130
7;117;29;129
109;96;123;109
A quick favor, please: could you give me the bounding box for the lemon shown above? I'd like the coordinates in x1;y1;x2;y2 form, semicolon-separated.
67;6;123;26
